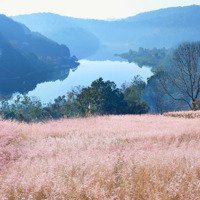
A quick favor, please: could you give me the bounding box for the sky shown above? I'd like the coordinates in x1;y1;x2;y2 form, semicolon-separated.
0;0;200;19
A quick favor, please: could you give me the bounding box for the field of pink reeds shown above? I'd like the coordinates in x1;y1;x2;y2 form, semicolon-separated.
1;114;200;199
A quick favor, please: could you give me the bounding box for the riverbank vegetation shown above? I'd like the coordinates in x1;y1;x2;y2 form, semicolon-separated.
0;77;148;122
116;47;172;68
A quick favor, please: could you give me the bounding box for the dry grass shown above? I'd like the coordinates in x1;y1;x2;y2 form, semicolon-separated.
0;115;200;199
164;110;200;118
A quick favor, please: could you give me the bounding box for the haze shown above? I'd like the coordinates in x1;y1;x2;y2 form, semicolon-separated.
0;0;200;19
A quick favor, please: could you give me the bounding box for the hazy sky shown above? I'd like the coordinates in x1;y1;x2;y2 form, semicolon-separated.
0;0;200;19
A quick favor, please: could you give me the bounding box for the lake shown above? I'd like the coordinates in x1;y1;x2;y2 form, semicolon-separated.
28;60;153;103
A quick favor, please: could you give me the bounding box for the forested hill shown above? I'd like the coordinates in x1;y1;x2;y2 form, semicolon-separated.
0;14;79;95
125;5;200;26
116;48;173;69
13;13;101;59
13;5;200;60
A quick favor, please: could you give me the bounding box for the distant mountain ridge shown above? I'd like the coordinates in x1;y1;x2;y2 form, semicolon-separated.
13;13;100;59
0;14;79;95
12;5;200;60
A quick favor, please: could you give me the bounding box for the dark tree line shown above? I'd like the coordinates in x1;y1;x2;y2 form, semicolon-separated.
0;77;148;122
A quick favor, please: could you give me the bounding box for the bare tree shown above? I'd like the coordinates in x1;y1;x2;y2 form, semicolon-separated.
159;42;200;110
145;71;184;113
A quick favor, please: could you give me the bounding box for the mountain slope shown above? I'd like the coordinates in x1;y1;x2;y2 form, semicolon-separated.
13;13;100;59
0;14;79;95
13;5;200;60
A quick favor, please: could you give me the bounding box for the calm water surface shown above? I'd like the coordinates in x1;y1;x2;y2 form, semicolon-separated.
28;60;153;103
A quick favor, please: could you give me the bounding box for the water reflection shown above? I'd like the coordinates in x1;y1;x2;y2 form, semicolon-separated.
28;60;153;103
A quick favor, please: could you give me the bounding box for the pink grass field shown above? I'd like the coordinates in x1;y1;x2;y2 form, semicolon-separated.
1;114;200;199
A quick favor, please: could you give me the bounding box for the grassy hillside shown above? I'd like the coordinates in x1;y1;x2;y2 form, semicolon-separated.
0;114;200;199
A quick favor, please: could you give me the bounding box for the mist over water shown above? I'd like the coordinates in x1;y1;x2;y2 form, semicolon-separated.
28;60;153;103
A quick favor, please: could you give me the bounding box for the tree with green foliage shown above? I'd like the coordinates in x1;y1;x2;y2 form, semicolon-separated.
122;76;149;114
116;47;171;69
0;95;50;122
76;78;126;115
45;86;83;118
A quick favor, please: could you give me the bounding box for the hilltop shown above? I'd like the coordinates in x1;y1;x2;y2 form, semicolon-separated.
13;5;200;60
